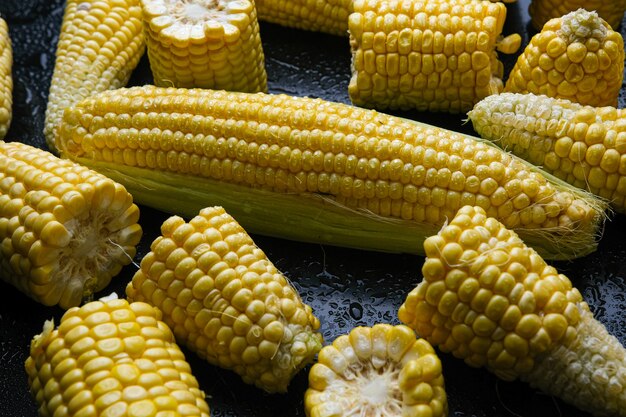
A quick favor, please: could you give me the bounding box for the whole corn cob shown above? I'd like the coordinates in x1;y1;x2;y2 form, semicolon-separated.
529;0;626;30
348;0;522;113
126;206;323;393
55;85;608;260
255;0;352;36
44;0;145;154
0;17;12;140
305;324;448;417
141;0;267;92
399;205;626;417
0;141;142;309
25;298;211;417
505;9;624;107
468;92;626;213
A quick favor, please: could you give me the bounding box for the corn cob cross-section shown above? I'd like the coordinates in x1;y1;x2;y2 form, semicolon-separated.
399;205;626;417
56;85;607;260
469;92;626;213
505;9;624;107
0;17;12;140
126;206;323;393
25;298;211;417
141;0;267;92
44;0;145;154
0;141;142;309
348;0;521;113
529;0;626;30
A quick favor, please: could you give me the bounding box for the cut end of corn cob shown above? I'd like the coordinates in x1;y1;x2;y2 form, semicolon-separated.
468;92;626;213
399;205;626;416
126;206;323;393
348;0;519;113
0;141;142;309
505;9;624;107
57;85;607;260
305;324;448;417
44;0;145;154
529;0;626;31
25;298;211;417
255;0;352;36
0;17;12;140
141;0;267;92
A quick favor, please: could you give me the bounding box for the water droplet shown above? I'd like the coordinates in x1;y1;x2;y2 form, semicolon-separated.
348;302;363;320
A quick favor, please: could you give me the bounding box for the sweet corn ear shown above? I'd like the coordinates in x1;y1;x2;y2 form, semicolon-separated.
399;205;626;417
0;141;142;309
126;206;323;393
141;0;267;92
255;0;352;36
529;1;626;30
505;9;624;107
25;298;211;417
0;17;12;140
44;0;145;154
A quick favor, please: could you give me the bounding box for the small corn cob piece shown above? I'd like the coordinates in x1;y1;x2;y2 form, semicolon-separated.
529;0;626;30
255;0;352;36
44;0;145;154
0;141;142;309
305;324;448;417
57;86;607;260
468;92;626;213
505;9;624;107
126;206;323;393
0;17;12;140
141;0;267;92
348;0;521;113
399;205;626;417
25;298;211;417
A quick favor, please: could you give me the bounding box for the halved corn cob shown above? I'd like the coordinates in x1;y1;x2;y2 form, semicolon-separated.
0;141;142;309
305;324;448;417
255;0;352;36
0;17;12;140
348;0;521;113
126;206;323;393
25;298;211;417
141;0;267;92
399;205;626;417
529;0;626;30
44;0;145;154
468;92;626;213
57;85;607;260
505;9;624;107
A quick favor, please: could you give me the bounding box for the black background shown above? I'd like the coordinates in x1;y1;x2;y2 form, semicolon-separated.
1;1;625;416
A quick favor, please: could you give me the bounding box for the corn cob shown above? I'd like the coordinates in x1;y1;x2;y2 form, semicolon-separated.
399;205;626;417
529;0;626;31
347;0;522;113
0;141;142;309
57;85;607;260
505;9;624;107
141;0;267;92
126;206;323;393
468;92;626;213
305;324;448;417
0;17;12;140
25;298;211;417
255;0;352;36
44;0;145;154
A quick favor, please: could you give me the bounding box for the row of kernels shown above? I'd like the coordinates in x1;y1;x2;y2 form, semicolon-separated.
0;17;12;139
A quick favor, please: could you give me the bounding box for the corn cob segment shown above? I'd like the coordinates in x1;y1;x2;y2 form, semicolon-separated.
348;0;520;113
44;0;145;154
505;9;624;107
305;324;447;417
57;86;607;260
0;17;12;140
25;298;211;417
468;92;626;213
141;0;267;92
126;206;323;393
529;0;626;30
398;205;626;417
255;0;352;36
0;141;142;309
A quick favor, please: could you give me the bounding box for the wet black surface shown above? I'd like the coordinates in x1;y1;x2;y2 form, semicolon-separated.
0;1;625;416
